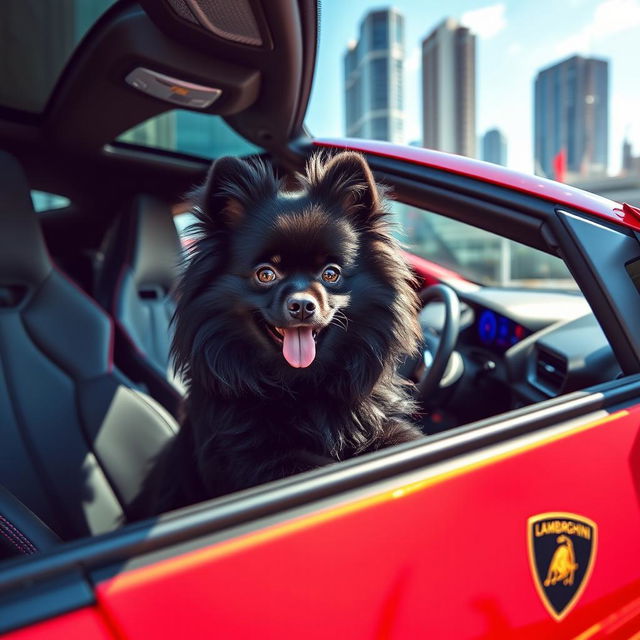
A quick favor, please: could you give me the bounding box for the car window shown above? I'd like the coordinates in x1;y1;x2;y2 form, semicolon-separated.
31;190;71;213
116;111;262;159
390;201;578;290
0;1;117;113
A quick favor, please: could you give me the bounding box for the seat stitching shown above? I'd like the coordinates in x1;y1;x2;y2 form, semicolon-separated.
0;519;36;554
0;527;32;554
0;515;38;552
0;525;29;553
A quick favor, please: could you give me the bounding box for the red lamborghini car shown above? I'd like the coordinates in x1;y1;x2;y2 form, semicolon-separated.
1;1;640;638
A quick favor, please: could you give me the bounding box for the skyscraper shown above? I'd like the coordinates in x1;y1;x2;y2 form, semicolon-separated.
623;138;634;173
482;128;507;166
344;9;404;143
534;55;609;179
421;18;476;157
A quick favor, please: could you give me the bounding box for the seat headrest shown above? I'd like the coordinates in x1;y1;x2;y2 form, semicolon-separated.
0;151;51;285
126;194;182;291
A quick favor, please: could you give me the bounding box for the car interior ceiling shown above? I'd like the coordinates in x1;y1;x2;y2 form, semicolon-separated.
0;0;628;563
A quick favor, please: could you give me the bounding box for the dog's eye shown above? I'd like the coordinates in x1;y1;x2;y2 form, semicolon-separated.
321;266;341;283
256;267;277;283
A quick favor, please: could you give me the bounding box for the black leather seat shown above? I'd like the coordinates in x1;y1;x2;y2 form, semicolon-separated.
96;195;184;393
0;151;179;541
0;485;59;561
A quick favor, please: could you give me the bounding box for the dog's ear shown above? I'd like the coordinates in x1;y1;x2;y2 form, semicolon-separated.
195;156;279;230
305;152;383;225
198;157;248;229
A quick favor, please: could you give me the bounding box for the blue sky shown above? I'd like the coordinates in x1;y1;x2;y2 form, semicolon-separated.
305;0;640;174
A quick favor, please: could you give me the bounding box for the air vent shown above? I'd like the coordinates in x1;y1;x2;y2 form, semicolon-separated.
166;0;264;46
534;347;567;395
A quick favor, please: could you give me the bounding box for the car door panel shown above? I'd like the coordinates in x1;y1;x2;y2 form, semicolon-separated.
89;401;640;639
2;608;114;640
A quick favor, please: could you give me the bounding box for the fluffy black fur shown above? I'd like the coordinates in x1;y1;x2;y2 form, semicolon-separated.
130;152;423;518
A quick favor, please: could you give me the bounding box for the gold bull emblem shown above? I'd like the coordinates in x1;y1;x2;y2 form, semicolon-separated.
528;513;597;620
543;535;579;587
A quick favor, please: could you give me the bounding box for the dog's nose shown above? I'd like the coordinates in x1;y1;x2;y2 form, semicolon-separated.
287;295;316;321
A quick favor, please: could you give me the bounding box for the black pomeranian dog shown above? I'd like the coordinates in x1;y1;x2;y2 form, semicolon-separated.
130;151;423;518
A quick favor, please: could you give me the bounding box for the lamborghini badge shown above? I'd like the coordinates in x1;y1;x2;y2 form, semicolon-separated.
527;513;597;620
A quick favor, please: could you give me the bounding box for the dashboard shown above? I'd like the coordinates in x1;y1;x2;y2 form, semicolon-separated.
418;287;621;428
472;307;530;353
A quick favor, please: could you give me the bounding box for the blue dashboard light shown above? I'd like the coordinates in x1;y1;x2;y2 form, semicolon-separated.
478;310;497;344
497;316;510;345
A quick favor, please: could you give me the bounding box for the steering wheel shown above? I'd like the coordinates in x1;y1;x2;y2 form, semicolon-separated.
415;284;461;403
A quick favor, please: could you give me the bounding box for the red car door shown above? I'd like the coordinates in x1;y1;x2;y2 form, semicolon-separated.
5;142;640;639
7;379;639;639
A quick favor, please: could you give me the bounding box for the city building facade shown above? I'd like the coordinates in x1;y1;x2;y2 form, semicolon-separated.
421;18;476;157
622;137;640;175
482;128;507;166
534;55;609;179
344;9;404;143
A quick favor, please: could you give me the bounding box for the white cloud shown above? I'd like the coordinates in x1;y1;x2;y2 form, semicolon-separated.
593;0;640;35
461;4;507;39
555;0;640;57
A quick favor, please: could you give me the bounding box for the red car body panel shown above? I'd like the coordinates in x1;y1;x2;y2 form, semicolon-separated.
314;138;640;232
74;406;640;639
3;608;114;640
401;250;469;287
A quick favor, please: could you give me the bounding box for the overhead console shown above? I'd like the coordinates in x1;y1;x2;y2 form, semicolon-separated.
124;67;223;110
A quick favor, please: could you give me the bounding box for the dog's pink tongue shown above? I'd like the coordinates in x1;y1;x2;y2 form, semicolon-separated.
282;327;316;368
